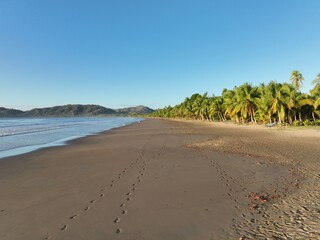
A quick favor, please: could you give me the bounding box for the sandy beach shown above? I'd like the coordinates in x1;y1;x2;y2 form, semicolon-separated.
0;118;319;240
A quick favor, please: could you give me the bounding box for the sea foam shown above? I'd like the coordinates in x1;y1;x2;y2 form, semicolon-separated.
0;117;143;159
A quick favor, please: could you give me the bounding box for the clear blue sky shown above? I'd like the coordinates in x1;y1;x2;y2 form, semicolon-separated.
1;0;319;110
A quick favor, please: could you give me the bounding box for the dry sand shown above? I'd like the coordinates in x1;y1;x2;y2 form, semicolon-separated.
0;118;319;239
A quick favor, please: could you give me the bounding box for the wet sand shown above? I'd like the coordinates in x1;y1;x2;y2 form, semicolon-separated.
0;118;319;239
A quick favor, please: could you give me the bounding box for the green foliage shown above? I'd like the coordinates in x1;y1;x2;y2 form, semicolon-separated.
292;121;303;127
303;119;312;126
150;71;320;126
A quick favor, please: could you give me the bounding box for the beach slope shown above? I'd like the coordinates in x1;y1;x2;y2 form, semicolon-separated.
0;119;319;239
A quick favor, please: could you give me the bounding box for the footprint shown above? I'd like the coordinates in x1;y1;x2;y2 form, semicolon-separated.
126;192;132;196
132;187;136;191
122;210;128;215
120;203;126;207
114;218;120;223
116;228;122;234
110;184;114;187
84;206;90;211
61;225;68;231
100;193;104;197
69;214;78;219
127;197;131;201
90;200;96;203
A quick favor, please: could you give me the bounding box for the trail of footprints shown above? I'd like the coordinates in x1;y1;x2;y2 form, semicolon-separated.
114;134;167;235
43;134;168;239
208;155;243;210
42;137;153;239
205;153;280;238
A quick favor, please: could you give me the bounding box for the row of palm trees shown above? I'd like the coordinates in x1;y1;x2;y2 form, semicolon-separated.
151;71;320;125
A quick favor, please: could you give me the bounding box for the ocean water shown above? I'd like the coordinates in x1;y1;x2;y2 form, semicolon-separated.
0;117;143;159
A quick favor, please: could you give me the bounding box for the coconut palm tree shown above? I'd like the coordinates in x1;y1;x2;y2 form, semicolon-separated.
150;70;319;123
311;73;320;86
209;96;225;121
222;89;238;122
231;83;259;123
281;83;299;124
256;83;273;123
268;82;288;124
310;84;320;120
295;94;313;121
290;70;304;90
191;93;207;120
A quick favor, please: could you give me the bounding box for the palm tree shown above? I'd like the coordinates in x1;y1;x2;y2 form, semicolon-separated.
222;89;238;122
256;83;273;123
290;70;304;90
310;84;320;121
282;83;299;124
183;97;195;119
191;93;208;120
196;93;210;120
150;70;319;123
232;83;259;123
311;73;320;86
268;82;288;124
296;94;313;121
209;96;225;121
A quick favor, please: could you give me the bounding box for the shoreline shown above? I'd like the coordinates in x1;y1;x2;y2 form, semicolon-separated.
0;118;319;239
0;118;143;160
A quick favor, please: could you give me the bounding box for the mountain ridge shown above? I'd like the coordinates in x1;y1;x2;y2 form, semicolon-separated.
0;104;154;117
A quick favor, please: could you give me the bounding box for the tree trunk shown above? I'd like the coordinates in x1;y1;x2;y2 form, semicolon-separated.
269;114;272;123
288;110;292;125
294;114;297;121
223;113;227;121
252;109;257;124
312;111;316;122
278;110;282;124
299;112;302;122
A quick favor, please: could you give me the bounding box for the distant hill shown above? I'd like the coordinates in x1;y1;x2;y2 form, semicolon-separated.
24;104;116;117
116;105;154;115
0;104;154;117
0;107;24;117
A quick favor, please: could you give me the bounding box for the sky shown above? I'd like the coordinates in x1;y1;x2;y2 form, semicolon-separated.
0;0;320;110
